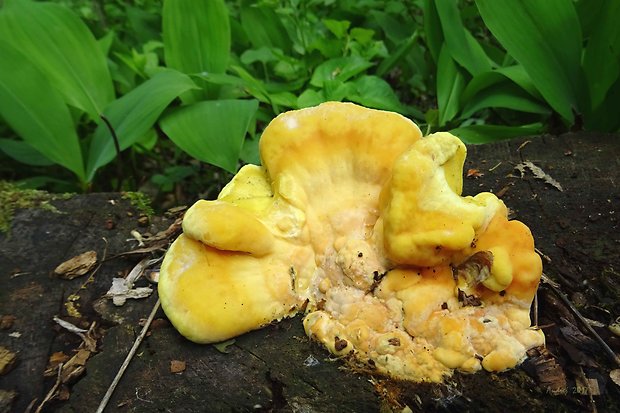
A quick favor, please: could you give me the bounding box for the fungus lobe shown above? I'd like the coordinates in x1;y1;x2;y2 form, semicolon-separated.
158;102;544;382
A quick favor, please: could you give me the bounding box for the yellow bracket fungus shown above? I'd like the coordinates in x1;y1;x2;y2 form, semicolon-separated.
158;102;544;382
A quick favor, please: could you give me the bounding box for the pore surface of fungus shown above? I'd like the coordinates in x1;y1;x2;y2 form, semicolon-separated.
158;102;544;382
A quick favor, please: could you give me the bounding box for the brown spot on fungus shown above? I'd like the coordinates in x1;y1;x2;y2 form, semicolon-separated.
334;337;349;352
388;337;401;346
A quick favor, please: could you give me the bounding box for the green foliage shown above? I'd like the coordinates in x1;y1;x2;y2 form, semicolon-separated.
0;39;86;180
428;0;620;140
476;0;583;123
0;0;114;120
86;70;198;181
0;0;618;200
0;0;259;191
160;99;259;173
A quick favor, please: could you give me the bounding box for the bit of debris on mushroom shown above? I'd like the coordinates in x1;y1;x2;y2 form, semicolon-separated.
158;102;545;382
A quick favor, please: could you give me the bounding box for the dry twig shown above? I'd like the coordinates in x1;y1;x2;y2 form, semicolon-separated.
95;298;161;413
34;363;63;413
542;273;620;367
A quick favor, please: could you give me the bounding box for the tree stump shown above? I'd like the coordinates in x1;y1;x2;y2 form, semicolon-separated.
0;132;618;412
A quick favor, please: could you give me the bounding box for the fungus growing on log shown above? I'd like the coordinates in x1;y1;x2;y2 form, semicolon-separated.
158;102;544;382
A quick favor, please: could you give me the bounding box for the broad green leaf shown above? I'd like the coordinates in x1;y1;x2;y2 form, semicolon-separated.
15;176;77;192
241;47;279;65
323;19;351;39
460;72;505;105
422;0;443;63
298;89;325;108
160;99;259;173
451;123;544;144
377;30;419;77
575;0;605;39
310;57;373;88
163;0;230;75
134;129;158;153
0;138;54;166
323;80;355;102
196;70;300;110
98;31;116;57
126;5;161;46
582;0;620;110
240;4;291;53
152;166;196;192
269;92;298;109
476;0;584;122
229;65;273;106
369;10;410;43
585;76;620;132
437;46;465;126
495;66;541;100
0;40;85;180
86;70;197;181
240;136;261;165
0;0;114;120
461;83;551;118
195;72;246;88
350;28;375;45
461;68;543;107
348;76;403;113
436;0;491;75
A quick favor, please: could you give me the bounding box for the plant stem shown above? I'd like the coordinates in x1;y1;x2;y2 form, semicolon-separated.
100;115;123;191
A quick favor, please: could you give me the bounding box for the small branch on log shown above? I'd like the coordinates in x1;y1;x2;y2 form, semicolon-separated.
542;273;620;367
34;363;63;413
95;298;161;413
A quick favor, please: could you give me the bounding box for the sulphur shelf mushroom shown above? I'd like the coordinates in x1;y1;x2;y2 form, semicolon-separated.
159;102;544;382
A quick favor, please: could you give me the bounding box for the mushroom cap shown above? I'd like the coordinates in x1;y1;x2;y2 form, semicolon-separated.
159;234;300;343
158;102;544;381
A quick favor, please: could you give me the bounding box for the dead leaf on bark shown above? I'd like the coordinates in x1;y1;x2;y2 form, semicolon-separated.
466;168;483;178
44;352;70;376
611;369;620;387
170;360;186;374
609;317;620;337
213;339;236;354
56;386;71;401
0;315;16;330
105;257;160;306
514;161;563;191
54;250;98;279
60;349;91;384
52;317;98;352
524;347;567;395
116;217;183;259
0;346;17;375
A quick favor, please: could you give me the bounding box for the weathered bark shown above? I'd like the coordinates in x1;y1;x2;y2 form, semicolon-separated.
0;133;618;413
